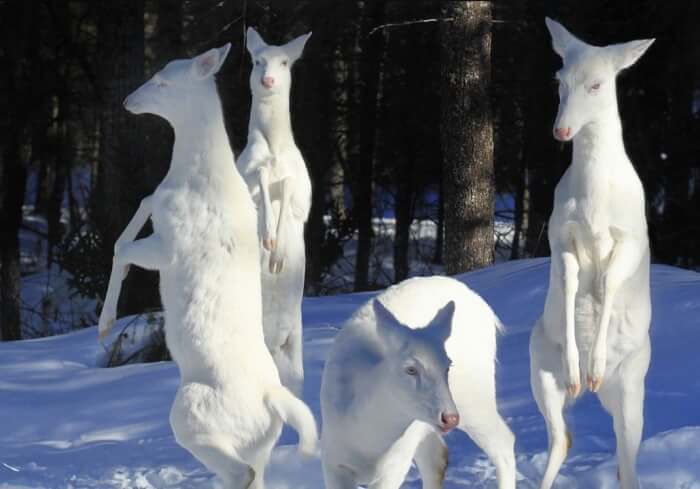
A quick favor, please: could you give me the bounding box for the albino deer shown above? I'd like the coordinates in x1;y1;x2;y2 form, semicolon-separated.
97;45;317;489
530;18;654;489
322;277;515;489
236;27;312;397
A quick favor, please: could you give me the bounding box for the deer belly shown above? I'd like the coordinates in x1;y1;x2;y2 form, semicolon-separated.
574;292;599;354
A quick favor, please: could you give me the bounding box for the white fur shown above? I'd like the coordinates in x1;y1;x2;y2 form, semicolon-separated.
236;28;313;397
321;277;515;489
96;45;317;489
530;18;654;489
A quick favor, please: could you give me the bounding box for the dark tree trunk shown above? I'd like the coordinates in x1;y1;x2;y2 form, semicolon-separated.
95;0;148;316
440;1;495;274
393;169;414;283
348;0;385;291
0;133;27;341
433;179;444;264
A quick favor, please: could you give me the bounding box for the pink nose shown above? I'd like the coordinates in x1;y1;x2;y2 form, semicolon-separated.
440;412;460;432
262;76;275;88
554;127;572;140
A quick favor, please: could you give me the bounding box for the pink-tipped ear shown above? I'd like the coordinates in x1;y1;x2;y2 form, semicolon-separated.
192;43;231;79
246;27;267;57
545;17;587;59
608;38;655;72
283;32;312;62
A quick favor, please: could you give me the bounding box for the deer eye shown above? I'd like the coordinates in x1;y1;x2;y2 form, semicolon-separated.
589;82;601;92
405;366;418;376
255;59;261;66
281;60;288;67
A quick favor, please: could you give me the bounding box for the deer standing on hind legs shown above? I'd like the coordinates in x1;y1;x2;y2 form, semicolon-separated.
97;45;317;489
530;18;654;489
236;27;312;397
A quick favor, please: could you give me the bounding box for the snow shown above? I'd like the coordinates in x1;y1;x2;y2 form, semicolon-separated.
1;259;699;488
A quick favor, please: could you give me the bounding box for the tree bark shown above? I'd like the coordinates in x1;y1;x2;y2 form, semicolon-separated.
440;1;495;274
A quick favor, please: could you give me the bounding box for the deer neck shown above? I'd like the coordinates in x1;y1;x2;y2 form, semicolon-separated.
249;89;294;156
571;103;626;171
168;89;235;183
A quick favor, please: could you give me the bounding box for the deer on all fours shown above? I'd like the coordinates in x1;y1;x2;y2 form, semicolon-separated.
236;27;313;397
321;276;515;489
97;44;317;489
530;18;654;489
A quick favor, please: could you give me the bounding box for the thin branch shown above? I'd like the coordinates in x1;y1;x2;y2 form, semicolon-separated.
368;17;455;37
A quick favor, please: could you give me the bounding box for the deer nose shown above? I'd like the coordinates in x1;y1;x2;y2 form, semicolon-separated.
554;127;572;141
440;412;460;433
262;76;275;88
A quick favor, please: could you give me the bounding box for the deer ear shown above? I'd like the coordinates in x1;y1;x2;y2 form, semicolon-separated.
246;27;267;57
373;299;409;350
608;38;654;72
545;17;586;59
424;301;455;345
283;32;312;62
192;43;231;79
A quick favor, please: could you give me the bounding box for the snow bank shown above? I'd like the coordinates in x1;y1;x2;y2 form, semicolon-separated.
1;259;698;488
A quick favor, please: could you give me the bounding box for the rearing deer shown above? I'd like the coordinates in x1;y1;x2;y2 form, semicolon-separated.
97;45;317;489
530;18;653;489
236;28;312;397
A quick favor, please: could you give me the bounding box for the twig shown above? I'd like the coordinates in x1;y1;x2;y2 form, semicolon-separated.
368;17;455;37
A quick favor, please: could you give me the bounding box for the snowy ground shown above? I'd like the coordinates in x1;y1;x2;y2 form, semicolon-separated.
1;259;699;488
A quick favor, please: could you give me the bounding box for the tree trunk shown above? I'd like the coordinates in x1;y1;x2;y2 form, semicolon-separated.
393;167;414;283
95;0;148;316
440;1;495;274
0;133;27;341
347;0;385;291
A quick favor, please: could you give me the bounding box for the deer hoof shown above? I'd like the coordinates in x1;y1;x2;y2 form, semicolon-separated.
567;382;581;398
263;238;276;251
587;375;603;393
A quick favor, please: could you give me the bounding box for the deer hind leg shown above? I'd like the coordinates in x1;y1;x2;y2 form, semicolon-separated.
530;323;571;489
588;237;645;392
597;339;650;489
280;318;304;397
414;430;448;489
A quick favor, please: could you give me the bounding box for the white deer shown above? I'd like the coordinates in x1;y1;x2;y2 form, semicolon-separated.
530;18;654;489
236;27;312;397
97;45;317;489
321;276;515;489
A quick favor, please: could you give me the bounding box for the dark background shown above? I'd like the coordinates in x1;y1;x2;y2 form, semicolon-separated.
1;0;699;340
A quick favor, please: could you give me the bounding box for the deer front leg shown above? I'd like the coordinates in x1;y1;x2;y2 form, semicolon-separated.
258;165;276;251
558;247;581;398
588;236;645;392
98;196;154;341
269;175;294;274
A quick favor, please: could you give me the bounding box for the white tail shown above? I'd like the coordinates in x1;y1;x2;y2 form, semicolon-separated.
265;385;319;456
530;18;653;489
236;27;313;398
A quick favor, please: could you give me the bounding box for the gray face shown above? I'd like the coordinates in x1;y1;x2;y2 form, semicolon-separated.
373;299;460;433
387;337;457;432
